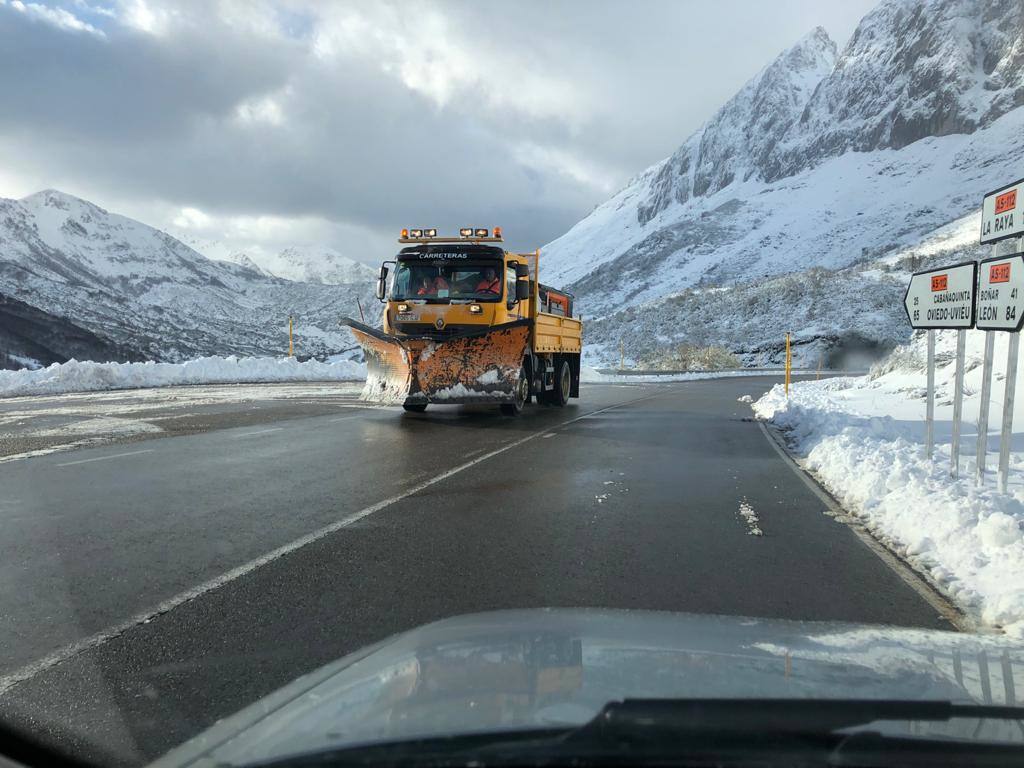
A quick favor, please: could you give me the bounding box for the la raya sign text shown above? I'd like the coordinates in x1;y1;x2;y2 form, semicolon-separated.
980;178;1024;244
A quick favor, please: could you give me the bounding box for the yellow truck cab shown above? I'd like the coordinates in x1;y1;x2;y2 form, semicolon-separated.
342;227;582;415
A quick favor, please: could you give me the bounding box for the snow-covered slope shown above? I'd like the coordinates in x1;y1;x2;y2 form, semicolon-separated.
544;0;1024;361
754;326;1024;635
216;246;376;285
172;234;375;285
0;190;376;361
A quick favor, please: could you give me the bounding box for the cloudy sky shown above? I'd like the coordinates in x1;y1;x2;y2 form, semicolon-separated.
0;0;876;263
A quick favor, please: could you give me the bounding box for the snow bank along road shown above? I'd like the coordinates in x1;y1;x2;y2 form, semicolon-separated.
0;377;957;765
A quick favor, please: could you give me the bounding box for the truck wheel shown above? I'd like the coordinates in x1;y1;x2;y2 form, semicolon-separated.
551;358;571;407
500;365;529;416
402;403;428;413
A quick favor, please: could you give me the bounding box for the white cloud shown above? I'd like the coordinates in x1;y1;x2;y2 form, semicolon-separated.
234;92;286;126
171;206;212;229
163;203;391;265
8;0;105;36
115;0;173;34
311;2;590;125
512;142;618;195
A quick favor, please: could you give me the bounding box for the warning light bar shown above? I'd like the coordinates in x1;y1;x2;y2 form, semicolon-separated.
400;228;504;244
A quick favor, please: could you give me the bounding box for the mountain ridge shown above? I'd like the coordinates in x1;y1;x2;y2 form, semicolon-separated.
541;0;1024;364
0;189;376;362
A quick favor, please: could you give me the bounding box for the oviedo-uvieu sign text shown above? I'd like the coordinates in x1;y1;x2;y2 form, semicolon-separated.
904;262;977;329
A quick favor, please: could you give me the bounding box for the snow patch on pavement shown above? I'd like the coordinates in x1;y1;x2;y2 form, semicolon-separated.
754;330;1024;636
0;356;366;398
739;499;763;536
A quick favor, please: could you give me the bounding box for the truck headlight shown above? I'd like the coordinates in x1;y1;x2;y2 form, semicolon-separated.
398;304;409;312
469;304;482;314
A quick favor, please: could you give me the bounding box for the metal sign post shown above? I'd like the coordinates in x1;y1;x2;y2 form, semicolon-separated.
904;262;977;472
925;330;935;459
951;329;967;478
975;330;995;484
975;245;1024;484
999;333;1020;494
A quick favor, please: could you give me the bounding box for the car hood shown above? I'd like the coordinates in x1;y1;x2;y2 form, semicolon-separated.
153;609;1024;767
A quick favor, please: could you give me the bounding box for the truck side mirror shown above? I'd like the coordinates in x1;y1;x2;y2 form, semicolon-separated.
515;280;531;301
515;263;530;278
375;265;390;302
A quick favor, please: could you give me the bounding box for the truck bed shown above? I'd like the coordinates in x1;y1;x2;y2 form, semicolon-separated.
532;311;582;355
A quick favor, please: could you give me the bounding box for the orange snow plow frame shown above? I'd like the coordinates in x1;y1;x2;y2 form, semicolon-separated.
342;318;531;405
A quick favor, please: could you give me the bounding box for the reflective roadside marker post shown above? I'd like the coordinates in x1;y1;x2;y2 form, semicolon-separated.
785;332;791;397
904;262;977;475
980;178;1024;493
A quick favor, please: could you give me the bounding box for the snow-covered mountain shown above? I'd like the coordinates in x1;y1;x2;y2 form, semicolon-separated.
0;190;377;362
215;246;376;285
544;0;1024;365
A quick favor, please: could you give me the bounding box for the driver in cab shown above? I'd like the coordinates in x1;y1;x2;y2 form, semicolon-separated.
475;267;501;296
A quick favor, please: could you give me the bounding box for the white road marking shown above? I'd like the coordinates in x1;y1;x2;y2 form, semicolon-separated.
330;413;370;422
232;427;284;439
542;433;556;438
56;449;155;468
0;391;663;696
0;440;98;464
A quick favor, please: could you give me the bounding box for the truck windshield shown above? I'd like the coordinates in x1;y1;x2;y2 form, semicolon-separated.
391;261;504;302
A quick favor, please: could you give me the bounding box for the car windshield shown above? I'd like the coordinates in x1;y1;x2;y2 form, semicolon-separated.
391;261;504;301
3;1;1024;768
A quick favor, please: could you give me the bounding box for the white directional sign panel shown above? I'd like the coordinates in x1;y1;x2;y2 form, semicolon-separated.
980;178;1024;244
977;253;1024;331
904;262;977;329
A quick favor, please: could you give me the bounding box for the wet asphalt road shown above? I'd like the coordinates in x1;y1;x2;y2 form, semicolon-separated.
0;377;954;765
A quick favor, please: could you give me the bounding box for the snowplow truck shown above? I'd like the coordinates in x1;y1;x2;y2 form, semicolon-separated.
341;227;582;415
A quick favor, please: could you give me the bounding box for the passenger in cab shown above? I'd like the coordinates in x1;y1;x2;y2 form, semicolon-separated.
416;274;449;296
475;267;501;295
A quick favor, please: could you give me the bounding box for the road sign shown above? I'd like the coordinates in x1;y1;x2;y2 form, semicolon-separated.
977;253;1024;331
981;177;1024;244
904;262;977;329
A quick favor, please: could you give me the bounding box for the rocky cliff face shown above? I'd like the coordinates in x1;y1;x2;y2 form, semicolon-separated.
541;0;1024;363
769;0;1024;179
638;27;837;225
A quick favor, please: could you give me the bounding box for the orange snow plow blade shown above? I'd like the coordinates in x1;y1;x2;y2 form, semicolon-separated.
342;319;530;405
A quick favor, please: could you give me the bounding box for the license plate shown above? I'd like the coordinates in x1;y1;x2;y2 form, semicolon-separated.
397;312;417;321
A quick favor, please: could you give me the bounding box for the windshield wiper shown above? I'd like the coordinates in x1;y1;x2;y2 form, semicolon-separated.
573;698;1024;739
258;699;1024;768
